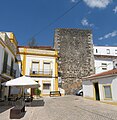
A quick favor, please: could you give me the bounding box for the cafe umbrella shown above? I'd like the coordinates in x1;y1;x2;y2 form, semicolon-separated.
2;76;40;97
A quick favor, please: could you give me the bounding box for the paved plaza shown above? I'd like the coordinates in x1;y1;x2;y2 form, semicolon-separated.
0;95;117;120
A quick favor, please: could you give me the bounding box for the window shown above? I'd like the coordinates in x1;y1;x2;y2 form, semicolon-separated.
3;51;8;73
43;83;51;90
32;61;39;74
115;50;117;54
10;58;14;76
44;62;51;74
96;49;98;53
103;85;112;99
106;49;110;54
116;63;117;67
101;63;107;70
102;68;107;70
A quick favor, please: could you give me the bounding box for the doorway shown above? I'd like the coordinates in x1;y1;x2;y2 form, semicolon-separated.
94;82;100;101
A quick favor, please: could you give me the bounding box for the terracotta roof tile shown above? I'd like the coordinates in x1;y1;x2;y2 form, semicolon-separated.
84;69;117;79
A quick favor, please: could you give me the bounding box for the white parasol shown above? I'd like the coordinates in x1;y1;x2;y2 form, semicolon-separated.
2;76;39;88
2;76;40;97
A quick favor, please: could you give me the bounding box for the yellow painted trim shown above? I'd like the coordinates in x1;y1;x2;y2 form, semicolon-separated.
55;78;58;91
41;94;50;96
61;94;65;96
0;33;16;57
84;97;117;106
6;44;16;57
84;97;94;100
55;50;58;56
42;80;51;91
101;101;117;106
54;56;58;91
102;84;112;100
0;40;5;47
17;52;58;57
55;58;58;77
17;61;21;64
22;48;27;75
30;74;52;77
10;33;18;47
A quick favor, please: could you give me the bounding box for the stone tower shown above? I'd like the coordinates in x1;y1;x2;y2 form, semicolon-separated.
54;28;94;94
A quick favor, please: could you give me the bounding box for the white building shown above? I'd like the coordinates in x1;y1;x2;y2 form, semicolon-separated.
82;69;117;104
17;46;63;97
0;32;19;100
94;46;117;74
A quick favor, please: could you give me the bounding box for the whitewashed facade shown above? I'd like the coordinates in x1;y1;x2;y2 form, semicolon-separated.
83;69;117;103
0;32;18;100
17;46;60;96
94;46;117;74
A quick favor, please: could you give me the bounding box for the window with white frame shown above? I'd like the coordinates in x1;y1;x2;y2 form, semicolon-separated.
101;63;107;70
43;62;51;74
32;61;39;74
96;49;98;53
43;83;51;90
103;85;112;99
115;50;117;54
106;49;110;54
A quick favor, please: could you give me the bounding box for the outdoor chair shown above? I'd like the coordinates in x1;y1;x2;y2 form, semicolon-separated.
8;95;18;105
50;91;61;97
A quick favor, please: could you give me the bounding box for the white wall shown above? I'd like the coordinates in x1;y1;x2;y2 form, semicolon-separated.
20;54;57;95
0;42;16;75
25;55;55;77
82;80;94;98
110;77;117;101
83;76;117;102
98;77;113;101
25;77;56;95
95;59;113;74
93;46;117;74
94;46;117;56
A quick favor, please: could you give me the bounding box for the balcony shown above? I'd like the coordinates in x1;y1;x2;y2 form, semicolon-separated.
30;70;52;77
2;65;16;78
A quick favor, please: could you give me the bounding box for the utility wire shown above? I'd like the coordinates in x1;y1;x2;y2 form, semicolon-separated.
31;0;83;38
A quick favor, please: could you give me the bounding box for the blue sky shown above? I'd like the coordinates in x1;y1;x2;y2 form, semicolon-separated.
0;0;117;46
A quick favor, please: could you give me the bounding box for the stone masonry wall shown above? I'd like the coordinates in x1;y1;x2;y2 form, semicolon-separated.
54;28;95;94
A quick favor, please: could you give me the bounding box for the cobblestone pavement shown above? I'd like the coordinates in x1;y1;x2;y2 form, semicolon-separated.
0;95;117;120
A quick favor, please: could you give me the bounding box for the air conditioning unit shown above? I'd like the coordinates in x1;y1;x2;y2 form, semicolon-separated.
113;59;117;69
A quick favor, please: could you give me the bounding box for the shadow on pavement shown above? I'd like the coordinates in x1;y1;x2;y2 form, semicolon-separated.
26;99;45;107
0;101;13;114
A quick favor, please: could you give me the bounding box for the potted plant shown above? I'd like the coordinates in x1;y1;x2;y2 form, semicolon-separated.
34;88;41;99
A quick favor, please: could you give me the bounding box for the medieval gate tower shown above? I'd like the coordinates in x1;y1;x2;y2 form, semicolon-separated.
54;28;94;94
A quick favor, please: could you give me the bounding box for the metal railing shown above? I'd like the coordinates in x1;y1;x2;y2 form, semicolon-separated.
2;65;16;78
30;70;52;76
